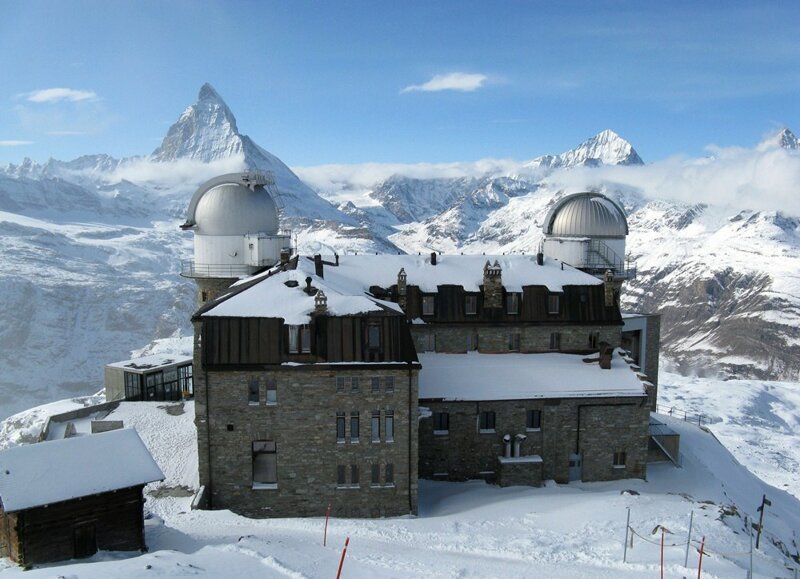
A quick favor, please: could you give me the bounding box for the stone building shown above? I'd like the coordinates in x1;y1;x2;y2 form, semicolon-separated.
181;175;662;518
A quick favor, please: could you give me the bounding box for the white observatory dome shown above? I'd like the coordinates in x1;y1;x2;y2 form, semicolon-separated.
194;182;279;236
544;192;628;238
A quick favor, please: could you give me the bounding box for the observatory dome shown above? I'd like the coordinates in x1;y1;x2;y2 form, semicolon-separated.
193;182;279;236
544;192;628;238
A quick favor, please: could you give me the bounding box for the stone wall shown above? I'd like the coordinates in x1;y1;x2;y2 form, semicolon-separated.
195;348;419;518
644;314;661;391
411;324;621;354
419;394;649;485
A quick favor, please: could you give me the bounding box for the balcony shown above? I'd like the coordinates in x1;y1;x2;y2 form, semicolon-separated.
180;260;260;279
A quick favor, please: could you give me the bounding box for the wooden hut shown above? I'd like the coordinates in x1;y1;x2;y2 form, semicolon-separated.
0;428;164;567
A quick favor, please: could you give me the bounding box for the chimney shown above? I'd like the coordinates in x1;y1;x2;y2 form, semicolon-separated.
603;270;615;307
314;254;324;278
397;268;408;310
483;260;503;309
536;252;544;266
334;253;339;266
430;252;437;266
314;290;328;315
598;342;612;369
304;276;317;295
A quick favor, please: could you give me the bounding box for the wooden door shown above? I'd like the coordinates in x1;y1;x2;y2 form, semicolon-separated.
73;522;97;558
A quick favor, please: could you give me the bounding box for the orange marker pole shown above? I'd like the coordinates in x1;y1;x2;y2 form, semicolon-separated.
323;503;332;546
697;536;705;579
336;536;350;579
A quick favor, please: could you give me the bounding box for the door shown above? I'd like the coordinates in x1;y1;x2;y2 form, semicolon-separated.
568;453;583;482
73;523;97;558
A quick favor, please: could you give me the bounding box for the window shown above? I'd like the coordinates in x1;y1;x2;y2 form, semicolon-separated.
336;376;346;393
178;364;193;396
433;411;449;434
547;294;560;315
266;380;277;405
351;376;360;393
613;450;627;468
350;412;360;442
384;376;395;393
252;441;277;487
385;463;394;485
351;464;360;487
467;333;479;351
589;332;599;349
507;293;520;315
371;377;380;393
371;410;381;442
508;332;520;352
479;410;496;432
288;325;311;353
550;332;561;350
248;379;259;405
526;409;542;430
465;295;477;315
337;465;346;486
422;295;435;316
124;372;141;401
201;290;209;302
368;323;381;349
385;410;394;442
371;464;381;486
336;412;346;443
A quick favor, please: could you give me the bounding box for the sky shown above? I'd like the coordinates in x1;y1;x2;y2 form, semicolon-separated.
1;1;799;168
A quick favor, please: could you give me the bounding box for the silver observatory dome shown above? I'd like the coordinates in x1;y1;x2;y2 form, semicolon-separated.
543;192;628;238
182;173;279;236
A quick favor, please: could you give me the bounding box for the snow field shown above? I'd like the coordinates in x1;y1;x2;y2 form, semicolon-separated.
3;395;800;577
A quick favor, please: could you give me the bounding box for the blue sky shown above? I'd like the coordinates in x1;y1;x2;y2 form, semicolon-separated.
1;1;798;167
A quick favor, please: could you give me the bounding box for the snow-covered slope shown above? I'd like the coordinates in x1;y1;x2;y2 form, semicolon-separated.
1;380;799;577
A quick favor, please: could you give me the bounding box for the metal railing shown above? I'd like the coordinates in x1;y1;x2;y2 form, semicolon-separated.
586;240;637;280
655;404;710;427
180;260;261;279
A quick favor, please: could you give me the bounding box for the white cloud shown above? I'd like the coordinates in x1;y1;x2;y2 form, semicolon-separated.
402;72;488;93
26;88;98;103
542;145;800;215
0;140;33;147
109;155;247;188
295;137;800;216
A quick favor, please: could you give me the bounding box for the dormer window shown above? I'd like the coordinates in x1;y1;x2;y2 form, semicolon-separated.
288;324;311;354
547;294;560;315
464;295;477;315
422;295;435;316
507;293;520;315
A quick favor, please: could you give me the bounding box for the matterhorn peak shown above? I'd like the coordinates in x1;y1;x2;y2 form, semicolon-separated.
150;83;242;162
774;127;798;150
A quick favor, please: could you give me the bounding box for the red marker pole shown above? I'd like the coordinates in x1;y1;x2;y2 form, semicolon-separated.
323;503;332;546
336;536;350;579
697;536;705;579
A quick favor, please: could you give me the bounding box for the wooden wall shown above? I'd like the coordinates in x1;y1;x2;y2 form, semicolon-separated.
1;485;145;567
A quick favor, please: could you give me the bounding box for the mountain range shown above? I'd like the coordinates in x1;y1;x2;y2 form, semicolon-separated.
1;83;798;419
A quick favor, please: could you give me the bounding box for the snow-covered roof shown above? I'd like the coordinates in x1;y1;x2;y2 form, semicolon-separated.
106;353;192;372
202;254;601;323
0;428;164;512
418;350;646;401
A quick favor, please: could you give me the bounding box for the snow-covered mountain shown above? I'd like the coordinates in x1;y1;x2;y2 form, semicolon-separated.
1;83;798;419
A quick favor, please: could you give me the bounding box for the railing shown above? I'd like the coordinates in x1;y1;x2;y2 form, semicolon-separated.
655;404;711;427
181;260;262;279
586;240;637;280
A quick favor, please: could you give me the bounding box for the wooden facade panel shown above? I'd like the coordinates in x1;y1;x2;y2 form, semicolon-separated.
5;486;145;566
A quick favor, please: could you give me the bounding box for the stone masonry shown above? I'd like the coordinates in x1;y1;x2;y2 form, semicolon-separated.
195;321;419;518
419;394;650;484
